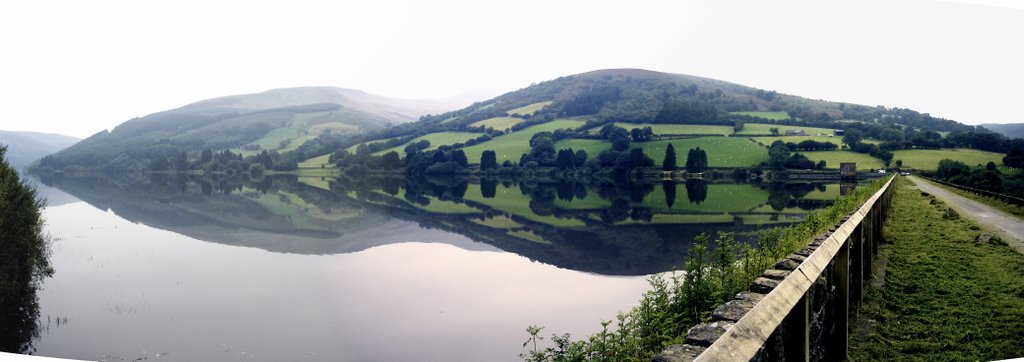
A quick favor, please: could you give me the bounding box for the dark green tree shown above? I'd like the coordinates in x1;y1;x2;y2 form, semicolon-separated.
663;143;677;171
768;141;791;169
449;149;469;167
685;147;708;173
556;148;576;170
480;150;498;170
0;146;53;354
381;151;402;170
573;149;588;167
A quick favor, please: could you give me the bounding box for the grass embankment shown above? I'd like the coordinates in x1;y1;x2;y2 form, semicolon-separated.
849;177;1024;360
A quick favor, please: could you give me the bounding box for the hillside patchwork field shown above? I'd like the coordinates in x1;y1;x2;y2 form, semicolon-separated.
506;101;553;116
555;136;769;168
800;150;885;170
585;123;734;136
736;123;836;136
373;132;483;156
462;119;586;164
729;111;791;120
470;117;524;130
892;148;1005;171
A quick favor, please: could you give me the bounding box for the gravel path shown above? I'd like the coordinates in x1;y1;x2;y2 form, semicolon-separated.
909;175;1024;254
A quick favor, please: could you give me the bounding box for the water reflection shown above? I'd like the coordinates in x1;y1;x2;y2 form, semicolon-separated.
0;273;42;354
36;173;853;275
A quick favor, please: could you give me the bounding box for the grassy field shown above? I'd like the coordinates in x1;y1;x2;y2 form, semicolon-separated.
800;150;885;170
642;137;769;167
555;137;768;168
729;111;790;120
344;136;401;153
298;153;333;169
849;177;1024;360
506;101;553;116
373;132;482;156
892;148;1005;171
470;116;524;130
736;123;836;135
749;135;879;147
585;123;734;136
462;119;586;164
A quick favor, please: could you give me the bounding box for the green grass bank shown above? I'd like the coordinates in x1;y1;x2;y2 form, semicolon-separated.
849;177;1024;360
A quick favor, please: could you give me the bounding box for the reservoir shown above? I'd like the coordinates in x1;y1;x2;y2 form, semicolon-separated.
20;174;849;361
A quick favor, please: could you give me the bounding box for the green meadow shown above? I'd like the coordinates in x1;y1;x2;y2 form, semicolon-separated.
892;148;1005;171
800;150;885;170
373;132;483;156
640;137;769;167
729;111;791;120
471;116;525;130
506;101;553;116
462;119;586;164
585;123;734;136
736;123;836;135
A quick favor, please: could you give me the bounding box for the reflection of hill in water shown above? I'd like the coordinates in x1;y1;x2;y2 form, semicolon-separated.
38;173;841;276
37;174;497;255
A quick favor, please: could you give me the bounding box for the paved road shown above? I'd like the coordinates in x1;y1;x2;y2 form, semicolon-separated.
909;175;1024;254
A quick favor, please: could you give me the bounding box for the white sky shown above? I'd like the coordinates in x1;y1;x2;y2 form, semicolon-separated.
1;0;1021;138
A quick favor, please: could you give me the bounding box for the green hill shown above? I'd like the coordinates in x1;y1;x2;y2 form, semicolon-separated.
0;130;80;169
36;87;459;171
343;68;1008;169
981;123;1024;139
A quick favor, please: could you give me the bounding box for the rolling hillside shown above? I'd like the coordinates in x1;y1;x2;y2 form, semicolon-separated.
337;68;1008;171
981;123;1024;139
36;87;461;171
0;130;80;169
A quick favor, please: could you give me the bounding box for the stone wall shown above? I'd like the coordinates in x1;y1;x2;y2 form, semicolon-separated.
655;176;894;362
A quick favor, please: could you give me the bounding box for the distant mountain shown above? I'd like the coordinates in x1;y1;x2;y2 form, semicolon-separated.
0;130;80;169
981;123;1024;139
35;87;462;171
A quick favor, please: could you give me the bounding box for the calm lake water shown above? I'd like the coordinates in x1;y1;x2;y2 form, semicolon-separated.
18;174;851;361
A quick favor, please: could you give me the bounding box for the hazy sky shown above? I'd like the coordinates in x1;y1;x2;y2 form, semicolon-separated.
1;0;1021;138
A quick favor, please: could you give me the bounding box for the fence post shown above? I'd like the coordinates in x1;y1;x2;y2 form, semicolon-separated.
831;237;850;360
783;292;810;362
847;224;864;306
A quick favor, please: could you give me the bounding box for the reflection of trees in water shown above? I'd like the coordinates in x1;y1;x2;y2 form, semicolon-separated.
767;182;821;211
480;178;497;199
663;181;677;209
685;179;708;204
1;150;53;354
